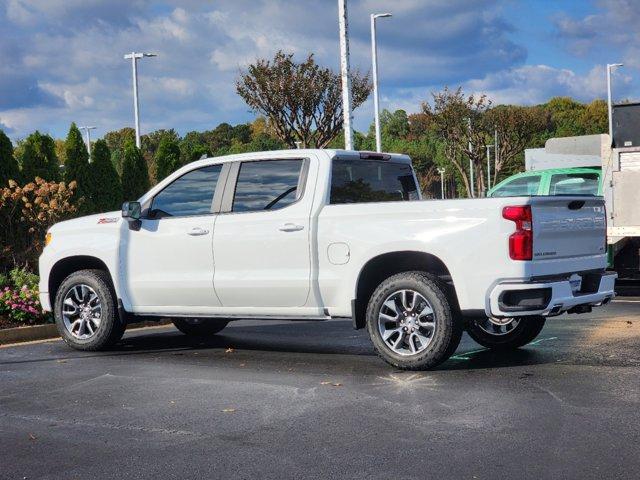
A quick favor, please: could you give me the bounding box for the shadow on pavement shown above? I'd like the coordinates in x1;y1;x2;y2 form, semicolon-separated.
0;320;561;372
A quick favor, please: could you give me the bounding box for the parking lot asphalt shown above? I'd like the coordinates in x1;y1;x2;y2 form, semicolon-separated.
1;299;639;480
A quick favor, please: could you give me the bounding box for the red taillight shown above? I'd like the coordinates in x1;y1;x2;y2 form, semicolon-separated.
503;205;532;261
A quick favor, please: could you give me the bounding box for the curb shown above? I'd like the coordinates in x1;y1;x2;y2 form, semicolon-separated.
0;320;173;346
0;324;59;345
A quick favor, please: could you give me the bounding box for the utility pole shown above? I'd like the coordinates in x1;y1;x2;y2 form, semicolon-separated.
370;12;392;153
607;63;623;145
124;52;157;148
467;117;474;198
494;127;499;187
486;144;493;194
338;0;353;150
437;167;446;199
79;126;96;158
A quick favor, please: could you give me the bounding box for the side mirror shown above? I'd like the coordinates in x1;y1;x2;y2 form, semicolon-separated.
122;201;142;230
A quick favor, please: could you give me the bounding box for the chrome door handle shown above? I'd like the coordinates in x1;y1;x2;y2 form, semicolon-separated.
278;223;304;232
187;227;209;236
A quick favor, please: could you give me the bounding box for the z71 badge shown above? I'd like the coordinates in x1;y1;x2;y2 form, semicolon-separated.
97;217;119;224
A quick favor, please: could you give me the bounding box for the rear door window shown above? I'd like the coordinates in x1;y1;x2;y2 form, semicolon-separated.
330;160;418;204
491;175;541;197
549;172;600;196
232;159;304;212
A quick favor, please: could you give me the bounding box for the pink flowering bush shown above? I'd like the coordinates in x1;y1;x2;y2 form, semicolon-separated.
0;268;51;327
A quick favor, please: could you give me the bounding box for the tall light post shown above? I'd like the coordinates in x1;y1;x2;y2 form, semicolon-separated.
467;117;474;198
485;144;493;194
607;63;623;145
371;12;392;153
79;126;96;158
338;0;353;150
437;167;446;199
124;52;157;148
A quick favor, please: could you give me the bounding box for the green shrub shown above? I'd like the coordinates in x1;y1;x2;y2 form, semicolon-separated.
9;267;39;290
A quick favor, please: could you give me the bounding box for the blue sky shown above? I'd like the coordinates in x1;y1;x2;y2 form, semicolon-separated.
0;0;637;141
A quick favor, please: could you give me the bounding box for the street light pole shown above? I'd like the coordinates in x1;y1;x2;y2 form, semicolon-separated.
486;144;493;194
124;52;157;148
79;126;97;158
607;63;623;145
371;12;392;153
467;117;474;198
437;167;446;199
338;0;353;150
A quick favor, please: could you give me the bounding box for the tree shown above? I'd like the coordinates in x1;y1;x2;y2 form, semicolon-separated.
423;87;491;197
0;129;18;186
154;136;181;182
179;131;210;165
121;140;149;200
63;123;93;213
236;51;372;148
579;99;608;135
104;127;135;174
483;105;550;184
17;131;60;181
89;139;122;212
544;97;585;137
64;122;91;187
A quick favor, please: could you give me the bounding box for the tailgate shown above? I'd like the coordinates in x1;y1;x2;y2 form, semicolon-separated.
532;196;606;260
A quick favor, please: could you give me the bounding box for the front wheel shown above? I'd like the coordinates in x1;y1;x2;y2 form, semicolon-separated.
172;318;229;336
465;316;546;350
54;269;124;351
366;272;462;370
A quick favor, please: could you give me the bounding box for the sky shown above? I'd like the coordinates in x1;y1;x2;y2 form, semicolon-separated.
1;0;638;141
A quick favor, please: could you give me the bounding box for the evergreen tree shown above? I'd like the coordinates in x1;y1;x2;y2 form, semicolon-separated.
121;140;149;200
64;123;92;212
90;139;122;212
18;131;60;181
154;136;181;182
0;129;19;186
64;123;89;182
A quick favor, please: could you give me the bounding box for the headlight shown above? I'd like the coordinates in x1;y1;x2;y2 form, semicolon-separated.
45;232;52;246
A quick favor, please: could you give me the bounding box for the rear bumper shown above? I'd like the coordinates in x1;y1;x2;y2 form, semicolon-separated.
488;271;616;317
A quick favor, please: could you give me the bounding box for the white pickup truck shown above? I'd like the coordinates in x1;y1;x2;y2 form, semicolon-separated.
39;149;616;369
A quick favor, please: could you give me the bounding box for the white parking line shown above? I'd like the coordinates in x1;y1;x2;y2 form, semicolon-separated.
613;299;640;303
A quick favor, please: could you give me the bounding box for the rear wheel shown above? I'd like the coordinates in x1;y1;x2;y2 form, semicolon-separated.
172;318;229;336
54;269;124;351
466;316;546;350
366;272;462;370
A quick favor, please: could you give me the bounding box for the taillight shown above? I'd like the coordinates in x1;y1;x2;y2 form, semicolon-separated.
503;205;532;261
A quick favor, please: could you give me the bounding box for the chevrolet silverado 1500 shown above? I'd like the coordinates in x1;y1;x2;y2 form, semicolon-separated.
39;149;616;369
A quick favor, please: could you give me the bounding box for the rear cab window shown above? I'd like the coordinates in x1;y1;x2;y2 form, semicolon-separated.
548;172;600;196
330;159;419;204
491;175;541;197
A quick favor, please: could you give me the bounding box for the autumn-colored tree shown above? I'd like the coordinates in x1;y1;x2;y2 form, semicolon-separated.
483;105;550;184
423;87;492;197
236;51;372;148
0;178;79;270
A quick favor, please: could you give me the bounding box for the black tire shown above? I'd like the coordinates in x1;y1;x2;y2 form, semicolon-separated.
54;269;124;351
172;318;229;336
366;271;462;370
466;316;546;350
